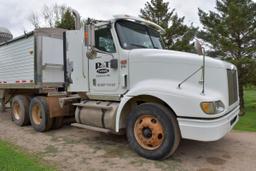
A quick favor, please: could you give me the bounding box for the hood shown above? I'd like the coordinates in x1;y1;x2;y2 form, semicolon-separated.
129;49;235;69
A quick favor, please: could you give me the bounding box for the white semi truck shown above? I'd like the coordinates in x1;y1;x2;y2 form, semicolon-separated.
0;13;239;160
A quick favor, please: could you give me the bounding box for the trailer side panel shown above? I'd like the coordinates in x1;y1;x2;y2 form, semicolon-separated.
0;36;34;83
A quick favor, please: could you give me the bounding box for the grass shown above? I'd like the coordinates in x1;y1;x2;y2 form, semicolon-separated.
0;140;56;171
234;88;256;132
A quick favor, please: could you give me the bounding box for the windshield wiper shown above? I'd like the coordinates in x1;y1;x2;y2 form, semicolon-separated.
128;43;148;49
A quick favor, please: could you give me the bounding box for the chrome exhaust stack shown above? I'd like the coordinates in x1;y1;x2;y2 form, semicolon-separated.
72;9;81;30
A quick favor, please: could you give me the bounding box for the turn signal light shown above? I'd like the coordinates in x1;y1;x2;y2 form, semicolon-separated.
200;100;225;114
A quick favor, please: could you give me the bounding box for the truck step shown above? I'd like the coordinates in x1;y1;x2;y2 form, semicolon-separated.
71;123;113;133
59;94;81;108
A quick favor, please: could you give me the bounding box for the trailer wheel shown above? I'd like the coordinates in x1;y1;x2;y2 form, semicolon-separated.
11;95;30;126
126;103;180;160
52;117;63;130
29;96;53;132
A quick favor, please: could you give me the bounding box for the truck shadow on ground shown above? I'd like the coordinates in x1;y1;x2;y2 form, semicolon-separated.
0;112;236;171
44;124;232;171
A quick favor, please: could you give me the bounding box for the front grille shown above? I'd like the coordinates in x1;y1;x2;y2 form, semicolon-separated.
227;69;238;105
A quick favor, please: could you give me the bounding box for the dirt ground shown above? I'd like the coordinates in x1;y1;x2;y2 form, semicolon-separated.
0;111;256;171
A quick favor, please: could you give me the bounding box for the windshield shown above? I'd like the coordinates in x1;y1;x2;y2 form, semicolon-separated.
116;20;164;50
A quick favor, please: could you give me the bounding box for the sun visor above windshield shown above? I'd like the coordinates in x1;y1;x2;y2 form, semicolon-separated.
113;15;166;34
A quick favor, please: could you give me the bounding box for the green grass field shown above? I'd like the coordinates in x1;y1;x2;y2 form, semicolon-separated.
0;140;56;171
234;88;256;132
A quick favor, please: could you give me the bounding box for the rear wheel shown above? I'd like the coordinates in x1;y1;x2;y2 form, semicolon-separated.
29;96;53;132
11;95;30;126
127;103;180;160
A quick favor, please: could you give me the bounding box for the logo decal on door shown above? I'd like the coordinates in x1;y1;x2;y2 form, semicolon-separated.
95;62;110;74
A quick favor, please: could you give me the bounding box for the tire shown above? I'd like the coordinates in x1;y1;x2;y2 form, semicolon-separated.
29;96;53;132
11;95;30;126
126;103;181;160
52;117;63;130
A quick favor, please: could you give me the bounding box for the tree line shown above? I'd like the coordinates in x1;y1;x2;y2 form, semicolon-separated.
29;0;256;113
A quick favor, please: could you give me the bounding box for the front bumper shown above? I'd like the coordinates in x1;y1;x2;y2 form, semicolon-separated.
177;105;240;141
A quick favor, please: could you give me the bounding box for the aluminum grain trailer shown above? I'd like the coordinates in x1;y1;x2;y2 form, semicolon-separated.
0;28;74;130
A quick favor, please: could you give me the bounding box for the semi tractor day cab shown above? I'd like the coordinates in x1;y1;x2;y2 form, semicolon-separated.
0;11;240;160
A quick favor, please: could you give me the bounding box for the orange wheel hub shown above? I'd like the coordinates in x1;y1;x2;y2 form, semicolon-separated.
13;102;21;120
32;104;42;125
134;115;164;150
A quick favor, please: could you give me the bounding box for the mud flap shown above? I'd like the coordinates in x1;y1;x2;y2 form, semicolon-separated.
0;90;5;112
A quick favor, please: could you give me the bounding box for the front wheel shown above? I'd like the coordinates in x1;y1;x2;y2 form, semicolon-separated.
126;103;180;160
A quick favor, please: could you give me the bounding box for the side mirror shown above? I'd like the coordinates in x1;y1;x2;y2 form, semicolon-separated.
85;24;97;59
194;39;206;94
194;39;204;56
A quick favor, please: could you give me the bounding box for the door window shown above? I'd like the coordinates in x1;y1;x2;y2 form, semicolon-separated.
95;28;116;53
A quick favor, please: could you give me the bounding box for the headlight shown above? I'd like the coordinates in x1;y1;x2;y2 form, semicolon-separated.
200;100;225;114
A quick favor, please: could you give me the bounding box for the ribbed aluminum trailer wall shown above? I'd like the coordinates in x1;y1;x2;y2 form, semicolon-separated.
0;36;34;83
0;28;66;89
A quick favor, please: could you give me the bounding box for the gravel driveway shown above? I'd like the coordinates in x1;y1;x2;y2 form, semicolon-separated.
0;111;255;171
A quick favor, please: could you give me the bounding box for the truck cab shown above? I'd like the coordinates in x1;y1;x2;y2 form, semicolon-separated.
64;15;240;160
65;15;165;98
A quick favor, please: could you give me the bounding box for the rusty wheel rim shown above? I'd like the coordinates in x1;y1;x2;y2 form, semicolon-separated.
32;104;42;125
134;115;164;150
13;102;21;120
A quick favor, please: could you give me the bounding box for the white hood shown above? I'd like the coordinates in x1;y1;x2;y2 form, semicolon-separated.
129;49;234;69
128;49;235;107
125;48;239;119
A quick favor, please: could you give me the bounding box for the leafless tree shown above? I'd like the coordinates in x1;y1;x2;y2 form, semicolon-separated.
28;3;69;29
28;12;40;29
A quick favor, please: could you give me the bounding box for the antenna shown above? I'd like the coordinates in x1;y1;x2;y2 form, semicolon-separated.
201;47;206;94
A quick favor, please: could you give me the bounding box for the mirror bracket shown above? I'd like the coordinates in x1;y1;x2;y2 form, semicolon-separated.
85;24;97;59
86;46;97;59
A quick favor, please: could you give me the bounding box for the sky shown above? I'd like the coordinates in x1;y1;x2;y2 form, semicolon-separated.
0;0;217;37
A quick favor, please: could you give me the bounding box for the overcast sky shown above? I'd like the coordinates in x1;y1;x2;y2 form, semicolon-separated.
1;0;218;37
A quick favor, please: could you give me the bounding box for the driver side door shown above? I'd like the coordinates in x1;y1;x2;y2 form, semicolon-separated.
88;27;119;94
